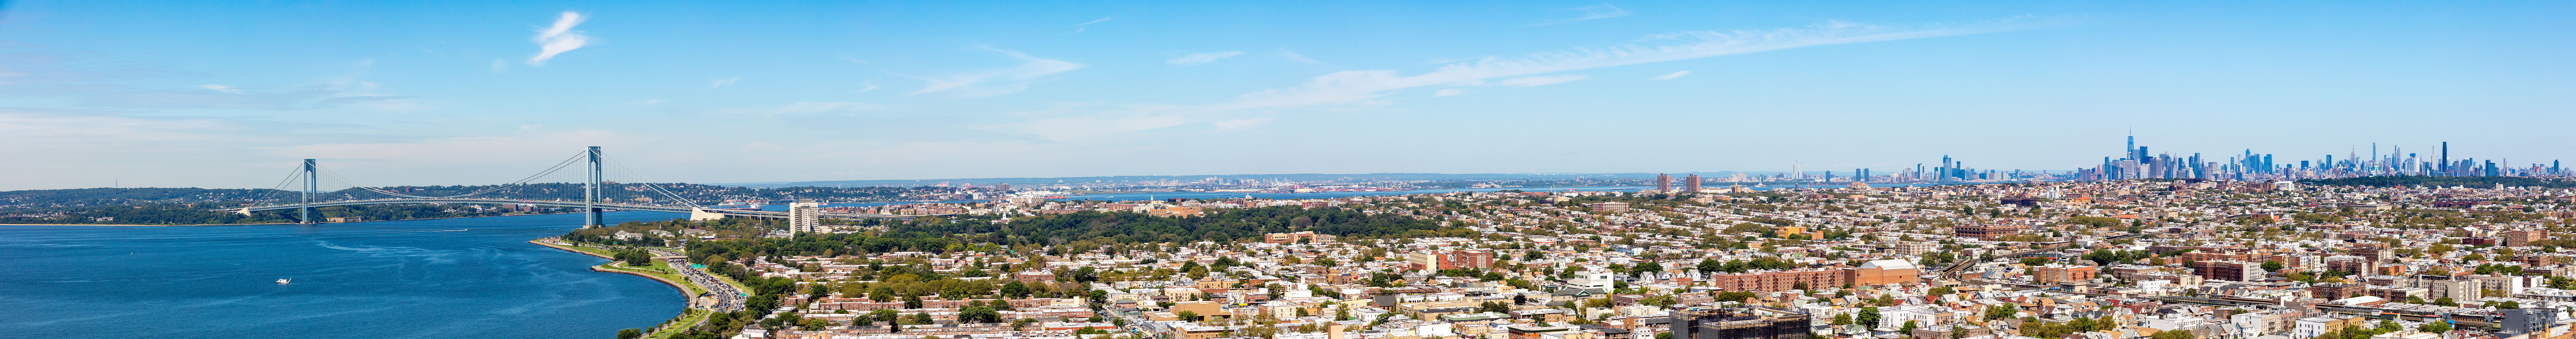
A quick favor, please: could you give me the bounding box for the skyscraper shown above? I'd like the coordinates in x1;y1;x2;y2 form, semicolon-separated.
1654;173;1672;192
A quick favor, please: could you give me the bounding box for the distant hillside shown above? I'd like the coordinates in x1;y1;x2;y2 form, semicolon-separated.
713;171;1781;188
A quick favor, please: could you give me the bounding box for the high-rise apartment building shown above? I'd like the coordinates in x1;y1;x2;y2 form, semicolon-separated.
1683;174;1702;193
788;199;823;235
1655;173;1673;192
1671;305;1809;339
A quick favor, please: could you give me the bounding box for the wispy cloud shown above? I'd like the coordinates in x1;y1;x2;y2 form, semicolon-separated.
527;11;592;65
199;84;242;93
708;76;741;89
980;18;2053;142
717;101;884;116
1166;51;1244;66
904;48;1086;97
855;81;880;93
1212;19;2047;111
1280;51;1323;64
1207;117;1273;132
1064;17;1114;34
1649;70;1690;80
1531;4;1630;26
1497;74;1587;87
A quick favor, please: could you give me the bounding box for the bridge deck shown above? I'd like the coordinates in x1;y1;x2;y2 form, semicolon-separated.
230;198;935;219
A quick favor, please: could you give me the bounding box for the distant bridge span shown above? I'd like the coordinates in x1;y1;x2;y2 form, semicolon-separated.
233;198;933;221
242;147;949;226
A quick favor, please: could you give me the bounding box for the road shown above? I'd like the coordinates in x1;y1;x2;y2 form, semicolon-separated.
652;247;748;313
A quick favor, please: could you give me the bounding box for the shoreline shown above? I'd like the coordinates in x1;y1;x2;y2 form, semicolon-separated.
529;239;702;304
531;239;713;337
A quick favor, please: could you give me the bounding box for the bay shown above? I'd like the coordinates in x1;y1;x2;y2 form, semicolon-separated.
0;211;692;339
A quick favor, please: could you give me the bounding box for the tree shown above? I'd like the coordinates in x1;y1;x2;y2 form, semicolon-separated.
1899;320;1918;335
1833;313;1853;326
2419;321;2451;333
1985;304;2016;320
1178;310;1201;322
1950;325;1967;339
2261;260;2285;272
1481;301;1512;314
908;312;933;325
617;328;643;339
872;286;898;302
1857;307;1880;328
2151;329;2196;339
961;306;1001;323
2433;297;2457;307
1657;333;1674;339
872;309;902;325
1001;281;1031;298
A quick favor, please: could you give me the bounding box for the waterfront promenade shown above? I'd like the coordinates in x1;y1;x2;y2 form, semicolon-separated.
532;237;746;337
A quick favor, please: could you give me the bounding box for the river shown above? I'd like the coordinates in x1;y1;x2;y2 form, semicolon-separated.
0;211;692;339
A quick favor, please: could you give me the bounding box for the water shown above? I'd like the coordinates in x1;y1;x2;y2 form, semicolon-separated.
0;210;694;339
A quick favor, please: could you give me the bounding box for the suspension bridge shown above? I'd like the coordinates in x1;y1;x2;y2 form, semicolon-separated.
229;146;932;226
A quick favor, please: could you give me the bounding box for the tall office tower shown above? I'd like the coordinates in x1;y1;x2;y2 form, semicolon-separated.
1655;173;1673;192
2441;142;2450;176
1942;155;1953;173
2125;134;2136;159
1683;174;1702;193
1790;162;1803;179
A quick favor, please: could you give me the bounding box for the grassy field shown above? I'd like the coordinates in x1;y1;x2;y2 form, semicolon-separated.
601;262;705;296
642;309;714;339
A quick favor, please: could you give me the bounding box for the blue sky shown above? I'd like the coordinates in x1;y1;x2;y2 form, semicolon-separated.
1;1;2569;190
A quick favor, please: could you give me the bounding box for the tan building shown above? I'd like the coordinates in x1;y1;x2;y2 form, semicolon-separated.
1850;260;1921;286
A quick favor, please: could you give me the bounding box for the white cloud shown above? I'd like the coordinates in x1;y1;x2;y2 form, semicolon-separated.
762;101;886;114
1167;51;1245;66
904;48;1086;97
199;84;242;93
1281;51;1323;64
708;76;741;89
526;11;592;65
1650;70;1690;80
1208;117;1273;132
1433;89;1467;97
855;81;879;93
1532;4;1630;26
1496;74;1587;87
1212;19;2042;111
1075;17;1115;26
977;18;2049;143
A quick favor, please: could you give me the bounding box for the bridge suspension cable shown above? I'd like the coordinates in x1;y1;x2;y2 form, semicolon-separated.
604;156;705;210
259;165;305;202
313;151;588;199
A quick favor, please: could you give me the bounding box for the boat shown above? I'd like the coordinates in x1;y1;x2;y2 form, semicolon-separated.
276;278;291;284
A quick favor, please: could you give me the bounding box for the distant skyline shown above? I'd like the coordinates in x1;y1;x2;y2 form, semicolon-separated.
1;1;2570;191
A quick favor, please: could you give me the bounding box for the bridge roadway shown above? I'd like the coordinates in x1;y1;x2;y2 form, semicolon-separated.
231;198;934;220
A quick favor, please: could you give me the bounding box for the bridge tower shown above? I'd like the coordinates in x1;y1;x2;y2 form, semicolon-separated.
584;146;603;228
300;159;317;224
